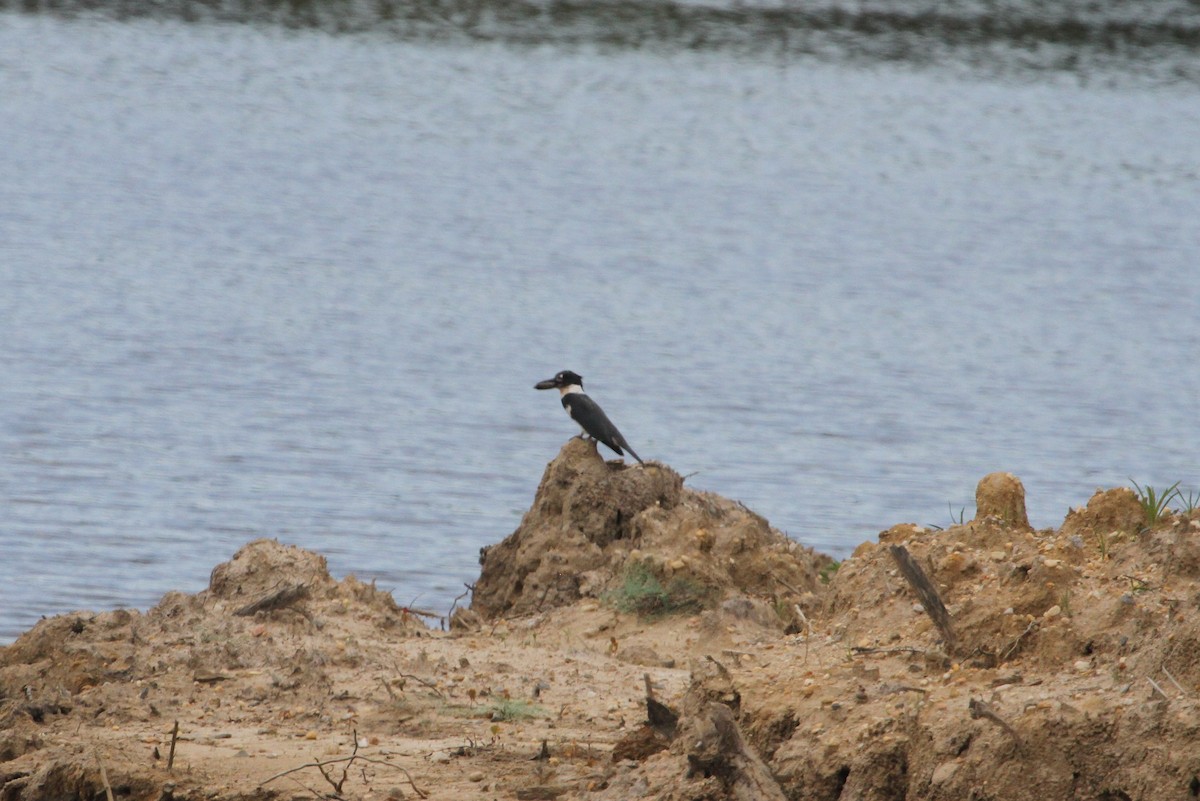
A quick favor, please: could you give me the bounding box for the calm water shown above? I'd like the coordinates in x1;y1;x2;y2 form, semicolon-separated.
1;8;1198;642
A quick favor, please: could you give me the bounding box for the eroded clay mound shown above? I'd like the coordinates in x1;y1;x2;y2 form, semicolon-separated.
470;439;826;619
0;539;423;774
598;478;1200;801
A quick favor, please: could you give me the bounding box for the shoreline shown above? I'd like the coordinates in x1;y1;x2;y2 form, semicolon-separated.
3;443;1199;800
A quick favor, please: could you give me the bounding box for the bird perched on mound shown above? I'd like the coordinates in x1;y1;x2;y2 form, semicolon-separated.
534;370;643;464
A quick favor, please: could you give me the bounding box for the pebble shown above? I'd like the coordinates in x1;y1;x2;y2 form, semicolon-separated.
931;762;959;785
1043;605;1062;620
1074;660;1091;672
1043;558;1061;568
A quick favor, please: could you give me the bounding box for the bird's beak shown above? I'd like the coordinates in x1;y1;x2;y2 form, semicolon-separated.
534;378;559;390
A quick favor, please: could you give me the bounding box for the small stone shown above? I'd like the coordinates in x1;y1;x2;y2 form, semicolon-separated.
469;772;485;782
1043;605;1062;620
931;761;959;785
1043;558;1061;569
1074;660;1091;672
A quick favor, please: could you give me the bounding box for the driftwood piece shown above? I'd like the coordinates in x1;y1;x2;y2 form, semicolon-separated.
233;583;309;617
611;674;679;762
682;702;788;801
888;545;958;654
644;673;680;736
674;657;787;800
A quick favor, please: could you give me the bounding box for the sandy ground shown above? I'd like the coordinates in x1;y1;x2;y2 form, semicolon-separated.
4;442;1200;801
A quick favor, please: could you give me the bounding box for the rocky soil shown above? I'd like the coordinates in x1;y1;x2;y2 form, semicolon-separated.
3;439;1200;801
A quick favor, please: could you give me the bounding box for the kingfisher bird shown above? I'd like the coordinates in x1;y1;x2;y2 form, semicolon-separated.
534;370;643;464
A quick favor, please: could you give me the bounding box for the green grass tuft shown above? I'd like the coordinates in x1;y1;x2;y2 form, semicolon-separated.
605;562;711;619
486;698;547;722
818;560;841;584
1177;488;1200;515
1129;479;1181;528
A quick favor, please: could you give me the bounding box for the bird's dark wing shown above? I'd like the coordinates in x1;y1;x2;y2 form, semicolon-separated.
564;394;643;463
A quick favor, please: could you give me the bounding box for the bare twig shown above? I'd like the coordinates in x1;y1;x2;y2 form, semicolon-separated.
261;748;427;798
1147;676;1169;699
96;754;115;801
768;571;804;597
379;677;400;702
851;646;927;656
888;545;958;654
880;684;929;696
1001;620;1039;661
1162;666;1188;696
448;584;473;620
400;606;441;620
167;720;180;771
315;731;359;794
1119;575;1156;592
396;671;445;700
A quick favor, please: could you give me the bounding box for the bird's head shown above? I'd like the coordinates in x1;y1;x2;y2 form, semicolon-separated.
534;370;584;392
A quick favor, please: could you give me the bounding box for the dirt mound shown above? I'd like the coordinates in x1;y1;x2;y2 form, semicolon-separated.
1;540;418;715
6;468;1200;801
0;540;427;801
469;439;828;624
575;476;1200;801
1061;486;1146;542
651;481;1200;801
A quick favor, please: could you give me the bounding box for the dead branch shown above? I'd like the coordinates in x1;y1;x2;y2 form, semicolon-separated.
378;676;402;703
851;646;927;656
448;583;473;620
767;571;804;596
399;606;441;620
1000;619;1039;661
396;671;445;700
889;545;959;654
880;684;929;696
316;732;359;795
96;754;115;801
167;720;180;771
260;744;427;799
